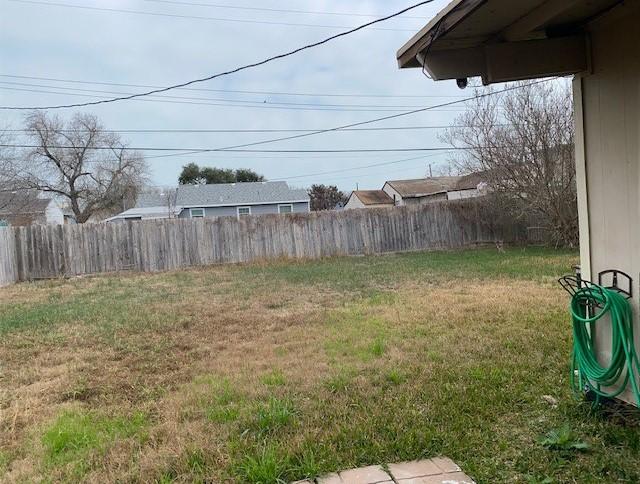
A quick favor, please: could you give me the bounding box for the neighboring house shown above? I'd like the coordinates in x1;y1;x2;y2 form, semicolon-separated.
344;190;395;210
382;174;487;206
106;181;310;222
0;191;64;226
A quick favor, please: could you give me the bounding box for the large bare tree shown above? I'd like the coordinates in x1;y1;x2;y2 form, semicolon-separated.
442;81;577;247
14;111;148;223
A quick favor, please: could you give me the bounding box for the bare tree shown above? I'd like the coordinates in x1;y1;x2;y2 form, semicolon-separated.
13;111;148;223
441;81;577;247
0;126;24;212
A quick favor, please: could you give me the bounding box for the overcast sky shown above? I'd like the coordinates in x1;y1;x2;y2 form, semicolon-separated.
1;0;474;192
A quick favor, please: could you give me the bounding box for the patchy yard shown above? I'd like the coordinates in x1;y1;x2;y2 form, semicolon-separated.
1;248;638;483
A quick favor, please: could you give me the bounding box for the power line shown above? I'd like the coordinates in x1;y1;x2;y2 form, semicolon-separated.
8;0;420;32
143;0;429;20
0;144;464;153
5;125;487;134
0;0;437;110
0;83;470;112
193;78;556;154
272;153;447;181
0;74;466;99
7;80;551;164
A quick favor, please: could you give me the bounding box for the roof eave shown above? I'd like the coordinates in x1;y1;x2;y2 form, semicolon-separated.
397;0;597;84
397;0;486;69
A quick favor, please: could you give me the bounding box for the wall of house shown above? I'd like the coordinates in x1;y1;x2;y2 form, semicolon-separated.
177;201;310;218
381;184;402;206
344;196;392;210
575;4;640;405
447;188;480;201
45;201;64;225
404;193;448;205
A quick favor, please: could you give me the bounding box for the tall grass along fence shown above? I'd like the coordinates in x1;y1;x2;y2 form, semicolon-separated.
0;201;529;284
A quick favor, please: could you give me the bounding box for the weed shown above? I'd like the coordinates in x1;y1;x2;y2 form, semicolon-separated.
539;425;590;452
238;445;288;484
261;370;286;387
325;373;351;394
370;337;386;357
385;369;406;385
254;398;296;434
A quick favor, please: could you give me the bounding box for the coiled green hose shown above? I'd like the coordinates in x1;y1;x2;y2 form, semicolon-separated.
570;285;640;406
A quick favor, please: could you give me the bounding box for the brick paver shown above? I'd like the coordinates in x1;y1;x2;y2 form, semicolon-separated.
304;457;474;484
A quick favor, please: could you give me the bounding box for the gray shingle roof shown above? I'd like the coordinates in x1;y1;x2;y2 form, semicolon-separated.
136;191;176;208
175;181;309;207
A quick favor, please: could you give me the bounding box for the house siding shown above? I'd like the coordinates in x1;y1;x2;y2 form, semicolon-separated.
447;188;480;200
575;6;640;406
382;183;403;206
45;201;64;225
178;201;310;219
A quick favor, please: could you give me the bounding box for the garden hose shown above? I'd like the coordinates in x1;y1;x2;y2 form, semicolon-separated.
570;285;640;406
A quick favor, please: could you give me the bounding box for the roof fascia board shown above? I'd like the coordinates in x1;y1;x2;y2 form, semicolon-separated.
419;34;588;82
397;0;487;68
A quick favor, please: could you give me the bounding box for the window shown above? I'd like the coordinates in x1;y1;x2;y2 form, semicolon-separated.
278;204;293;214
0;220;8;227
237;206;251;217
190;208;205;218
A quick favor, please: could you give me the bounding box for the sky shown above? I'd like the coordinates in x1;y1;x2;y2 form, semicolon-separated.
1;0;473;193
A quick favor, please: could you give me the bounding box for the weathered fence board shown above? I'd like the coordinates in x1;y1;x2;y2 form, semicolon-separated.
0;228;18;286
0;201;528;285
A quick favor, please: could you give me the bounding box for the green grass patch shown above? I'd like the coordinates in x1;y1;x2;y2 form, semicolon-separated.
42;410;147;473
252;398;296;434
237;445;289;484
261;370;286;387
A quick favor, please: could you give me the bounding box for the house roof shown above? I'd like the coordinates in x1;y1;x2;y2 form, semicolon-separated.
175;181;309;207
385;176;465;198
455;172;487;191
351;190;394;206
396;0;620;83
105;206;176;222
136;190;176;208
0;191;53;216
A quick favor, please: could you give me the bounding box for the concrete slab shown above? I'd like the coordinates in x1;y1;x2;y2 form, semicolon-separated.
293;457;473;484
420;471;475;483
430;457;461;474
388;460;442;479
338;465;392;483
317;473;342;484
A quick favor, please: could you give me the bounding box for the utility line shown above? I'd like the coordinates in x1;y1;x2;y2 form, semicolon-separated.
0;83;470;112
143;0;429;20
6;81;554;164
1;87;466;113
0;0;437;110
5;125;490;134
7;80;552;164
0;144;464;153
8;0;421;32
0;74;466;99
271;153;447;181
196;82;550;153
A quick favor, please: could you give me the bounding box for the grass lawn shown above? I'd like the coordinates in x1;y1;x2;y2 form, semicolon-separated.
1;247;639;483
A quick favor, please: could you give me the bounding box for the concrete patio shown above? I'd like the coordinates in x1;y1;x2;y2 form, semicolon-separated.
293;457;475;484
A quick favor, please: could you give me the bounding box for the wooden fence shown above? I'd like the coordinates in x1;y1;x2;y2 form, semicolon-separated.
0;201;528;284
0;228;18;286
